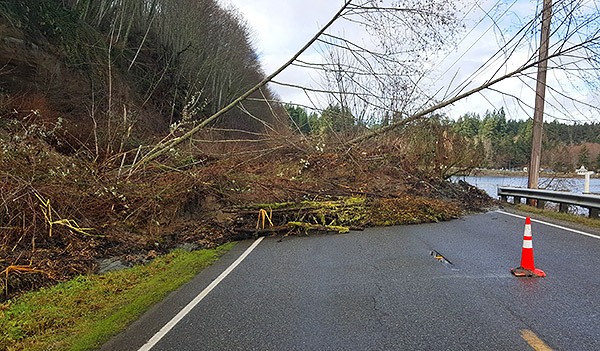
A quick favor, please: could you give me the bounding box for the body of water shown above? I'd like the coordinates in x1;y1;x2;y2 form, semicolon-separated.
453;174;600;198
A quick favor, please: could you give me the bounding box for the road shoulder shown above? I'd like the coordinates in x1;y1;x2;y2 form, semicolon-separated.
100;239;257;351
496;205;600;237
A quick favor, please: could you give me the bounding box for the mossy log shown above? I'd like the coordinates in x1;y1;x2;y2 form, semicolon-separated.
286;221;350;234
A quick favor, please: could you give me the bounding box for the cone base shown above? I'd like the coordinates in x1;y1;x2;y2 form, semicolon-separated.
511;267;546;278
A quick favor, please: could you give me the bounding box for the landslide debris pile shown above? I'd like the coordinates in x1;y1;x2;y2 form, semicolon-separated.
0;131;492;299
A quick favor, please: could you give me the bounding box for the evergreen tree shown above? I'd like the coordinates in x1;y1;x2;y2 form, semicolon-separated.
578;145;590;167
452;113;480;138
447;112;599;171
320;104;355;134
286;104;310;134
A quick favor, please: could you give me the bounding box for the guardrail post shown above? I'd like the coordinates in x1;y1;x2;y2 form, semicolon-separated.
590;208;599;219
536;200;545;209
559;203;569;213
500;195;508;202
513;196;522;204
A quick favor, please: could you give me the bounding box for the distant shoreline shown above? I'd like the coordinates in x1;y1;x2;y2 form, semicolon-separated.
459;169;599;178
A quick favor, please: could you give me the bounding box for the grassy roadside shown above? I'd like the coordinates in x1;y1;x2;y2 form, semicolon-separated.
513;204;600;231
0;242;236;351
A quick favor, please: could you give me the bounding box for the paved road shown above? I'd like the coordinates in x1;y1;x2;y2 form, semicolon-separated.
103;211;600;350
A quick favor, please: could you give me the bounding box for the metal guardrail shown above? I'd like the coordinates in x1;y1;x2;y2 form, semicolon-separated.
497;186;600;218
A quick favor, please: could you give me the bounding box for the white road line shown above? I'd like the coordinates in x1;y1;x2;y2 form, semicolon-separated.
138;236;265;351
496;210;600;240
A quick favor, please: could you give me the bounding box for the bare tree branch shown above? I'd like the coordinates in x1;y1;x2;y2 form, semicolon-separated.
131;1;354;169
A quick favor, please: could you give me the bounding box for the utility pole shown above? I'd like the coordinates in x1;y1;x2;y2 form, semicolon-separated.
528;0;553;194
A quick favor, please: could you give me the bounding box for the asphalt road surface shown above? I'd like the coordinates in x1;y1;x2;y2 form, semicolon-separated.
102;211;600;350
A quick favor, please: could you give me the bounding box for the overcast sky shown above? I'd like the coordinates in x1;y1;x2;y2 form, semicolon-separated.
217;0;598;123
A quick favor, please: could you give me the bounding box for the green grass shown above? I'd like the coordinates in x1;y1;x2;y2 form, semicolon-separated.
0;242;236;351
515;204;600;230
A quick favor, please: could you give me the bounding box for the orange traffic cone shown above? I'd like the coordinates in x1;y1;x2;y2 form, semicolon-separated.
511;217;546;278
